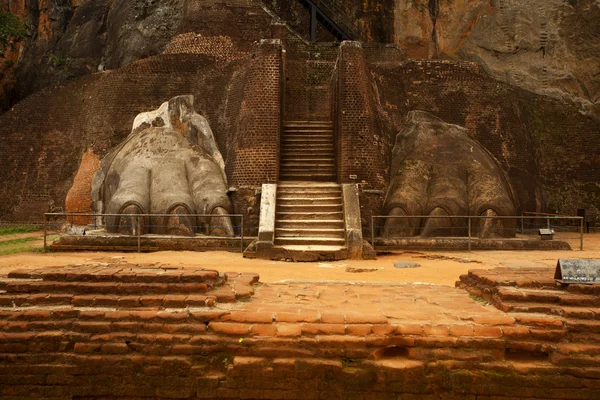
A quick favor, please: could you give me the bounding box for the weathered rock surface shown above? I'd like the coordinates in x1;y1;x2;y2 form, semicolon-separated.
0;0;185;112
383;111;517;238
394;0;600;118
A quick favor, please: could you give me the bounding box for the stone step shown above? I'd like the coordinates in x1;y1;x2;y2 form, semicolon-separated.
280;168;336;175
275;219;345;229
280;153;336;160
281;145;334;151
277;187;341;195
274;237;346;246
282;138;333;144
277;204;342;213
280;174;337;182
276;211;344;220
283;130;333;135
568;284;600;296
278;157;335;165
283;134;333;139
6;268;222;285
277;197;342;205
283;121;333;127
281;155;335;162
565;320;600;334
275;228;345;238
278;182;340;188
277;190;341;198
510;313;565;329
280;164;336;170
280;163;335;169
495;300;600;321
280;150;335;162
0;292;221;308
463;267;558;290
550;352;600;368
497;287;600;307
281;144;334;149
0;280;213;296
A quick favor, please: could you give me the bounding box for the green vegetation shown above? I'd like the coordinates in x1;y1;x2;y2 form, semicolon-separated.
0;237;38;247
469;294;490;305
49;54;71;69
0;225;41;236
0;246;36;256
0;11;28;56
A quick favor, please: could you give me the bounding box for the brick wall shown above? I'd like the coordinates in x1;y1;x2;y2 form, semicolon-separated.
284;34;338;121
337;42;387;189
0;53;256;223
181;0;273;51
334;46;600;224
227;39;283;187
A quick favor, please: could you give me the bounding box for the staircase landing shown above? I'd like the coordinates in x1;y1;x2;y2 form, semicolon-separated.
280;121;336;182
272;181;347;261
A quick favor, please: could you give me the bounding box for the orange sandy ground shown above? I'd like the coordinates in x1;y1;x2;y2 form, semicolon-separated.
0;232;598;286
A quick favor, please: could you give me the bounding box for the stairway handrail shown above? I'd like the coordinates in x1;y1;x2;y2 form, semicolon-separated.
305;0;364;42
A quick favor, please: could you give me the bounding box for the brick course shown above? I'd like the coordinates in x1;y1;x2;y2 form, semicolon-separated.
0;265;599;399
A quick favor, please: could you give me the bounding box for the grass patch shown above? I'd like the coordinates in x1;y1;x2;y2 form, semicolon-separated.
0;237;38;247
0;225;41;236
469;295;490;305
0;246;37;256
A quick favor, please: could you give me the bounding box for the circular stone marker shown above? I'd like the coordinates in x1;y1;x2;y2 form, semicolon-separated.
394;261;421;269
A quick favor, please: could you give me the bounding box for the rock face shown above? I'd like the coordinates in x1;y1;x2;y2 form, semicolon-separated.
383;111;517;238
91;95;234;236
394;0;600;118
1;0;184;112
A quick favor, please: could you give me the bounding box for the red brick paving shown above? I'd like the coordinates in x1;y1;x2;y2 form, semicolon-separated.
0;263;599;399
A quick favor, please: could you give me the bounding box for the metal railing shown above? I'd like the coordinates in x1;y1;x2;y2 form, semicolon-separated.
43;212;245;253
370;215;585;252
304;0;363;42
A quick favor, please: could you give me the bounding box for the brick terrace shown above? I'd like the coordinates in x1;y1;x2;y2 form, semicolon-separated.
0;263;599;399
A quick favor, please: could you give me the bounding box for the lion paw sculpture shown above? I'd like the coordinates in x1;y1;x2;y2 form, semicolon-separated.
92;95;234;236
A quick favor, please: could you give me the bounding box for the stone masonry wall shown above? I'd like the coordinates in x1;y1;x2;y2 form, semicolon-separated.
336;48;600;227
227;40;283;187
284;34;338;121
0;53;254;223
333;42;599;232
337;43;387;187
369;58;600;216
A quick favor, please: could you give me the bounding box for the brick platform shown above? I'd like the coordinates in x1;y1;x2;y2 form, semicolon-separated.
0;264;599;399
458;266;600;369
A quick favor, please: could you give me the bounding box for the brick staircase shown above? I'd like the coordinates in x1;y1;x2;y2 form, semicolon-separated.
280;121;336;181
2;265;600;398
0;264;259;309
272;182;346;261
275;181;344;243
457;266;600;367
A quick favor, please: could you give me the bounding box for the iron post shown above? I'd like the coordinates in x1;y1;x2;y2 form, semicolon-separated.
43;214;47;253
371;216;375;252
468;216;472;252
580;217;584;251
241;215;245;254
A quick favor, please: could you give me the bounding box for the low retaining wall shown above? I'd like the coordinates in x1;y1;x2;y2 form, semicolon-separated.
1;264;599;399
50;235;256;253
374;237;572;251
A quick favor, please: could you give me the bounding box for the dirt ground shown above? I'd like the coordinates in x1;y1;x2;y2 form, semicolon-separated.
0;232;597;287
